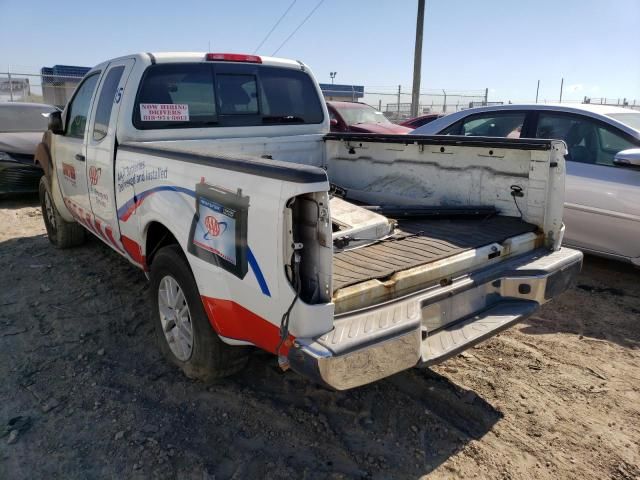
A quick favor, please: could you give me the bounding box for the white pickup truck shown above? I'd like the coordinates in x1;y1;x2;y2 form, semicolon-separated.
36;52;582;390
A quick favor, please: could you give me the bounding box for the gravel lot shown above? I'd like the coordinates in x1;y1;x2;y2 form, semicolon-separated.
1;195;639;480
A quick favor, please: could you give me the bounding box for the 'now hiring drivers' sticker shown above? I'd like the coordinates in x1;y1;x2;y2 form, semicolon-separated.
140;103;189;121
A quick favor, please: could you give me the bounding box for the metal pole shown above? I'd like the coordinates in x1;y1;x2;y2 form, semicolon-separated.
442;89;447;113
535;80;540;103
378;99;382;111
410;0;425;118
484;87;488;106
397;85;401;118
559;78;564;103
8;68;14;102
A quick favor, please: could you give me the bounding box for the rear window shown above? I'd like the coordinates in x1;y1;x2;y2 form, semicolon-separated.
133;63;324;129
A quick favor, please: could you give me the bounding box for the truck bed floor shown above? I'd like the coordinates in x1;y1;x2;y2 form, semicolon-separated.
332;216;537;292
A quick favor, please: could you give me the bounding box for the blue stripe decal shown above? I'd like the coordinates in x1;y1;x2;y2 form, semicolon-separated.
118;185;270;296
117;185;195;220
247;247;271;297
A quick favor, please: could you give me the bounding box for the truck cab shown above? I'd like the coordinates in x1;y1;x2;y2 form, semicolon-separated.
36;52;582;390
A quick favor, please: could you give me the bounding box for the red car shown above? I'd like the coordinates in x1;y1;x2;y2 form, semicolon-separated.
400;113;445;129
327;101;412;134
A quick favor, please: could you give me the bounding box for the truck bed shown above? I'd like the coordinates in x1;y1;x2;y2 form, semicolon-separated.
332;215;537;292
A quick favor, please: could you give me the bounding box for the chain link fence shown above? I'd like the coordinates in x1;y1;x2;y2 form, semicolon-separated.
584;97;640;111
321;85;490;122
2;69;639;117
0;70;87;108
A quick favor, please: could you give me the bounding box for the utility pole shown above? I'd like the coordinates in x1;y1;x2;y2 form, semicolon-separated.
535;80;540;103
559;78;564;103
397;85;401;118
410;0;425;118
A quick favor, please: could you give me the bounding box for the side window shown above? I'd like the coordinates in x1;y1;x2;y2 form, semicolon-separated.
598;127;638;154
535;113;576;141
93;66;125;141
216;74;258;114
66;74;100;139
597;127;636;165
440;120;462;135
458;112;525;138
536;113;637;166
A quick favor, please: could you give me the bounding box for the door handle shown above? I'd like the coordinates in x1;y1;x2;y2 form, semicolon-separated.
75;154;85;162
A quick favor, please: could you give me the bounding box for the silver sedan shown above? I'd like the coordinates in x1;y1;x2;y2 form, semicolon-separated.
0;102;58;195
412;104;640;266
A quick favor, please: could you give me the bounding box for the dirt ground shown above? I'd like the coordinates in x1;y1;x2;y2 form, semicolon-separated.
1;195;639;480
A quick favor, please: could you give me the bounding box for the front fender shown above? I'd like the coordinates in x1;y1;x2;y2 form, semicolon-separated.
34;132;52;183
35;131;74;222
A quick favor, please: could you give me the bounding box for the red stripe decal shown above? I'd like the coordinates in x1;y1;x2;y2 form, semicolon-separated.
82;212;99;236
93;218;110;243
201;296;293;355
64;198;128;257
105;226;124;253
119;200;142;222
121;235;146;268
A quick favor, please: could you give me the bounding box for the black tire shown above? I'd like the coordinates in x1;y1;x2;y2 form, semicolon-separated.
39;177;85;249
149;245;249;381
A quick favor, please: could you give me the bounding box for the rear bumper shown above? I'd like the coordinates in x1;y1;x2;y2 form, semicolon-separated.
288;247;583;390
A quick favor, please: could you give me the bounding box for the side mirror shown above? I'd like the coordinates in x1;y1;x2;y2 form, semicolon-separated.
330;118;338;127
613;148;640;169
48;110;64;135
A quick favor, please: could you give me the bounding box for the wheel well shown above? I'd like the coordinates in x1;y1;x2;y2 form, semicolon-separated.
34;134;52;182
145;222;180;266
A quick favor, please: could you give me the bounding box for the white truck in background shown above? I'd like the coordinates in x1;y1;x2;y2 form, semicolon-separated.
35;52;582;390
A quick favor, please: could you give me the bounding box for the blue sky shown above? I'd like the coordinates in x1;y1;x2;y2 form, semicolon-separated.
1;0;638;103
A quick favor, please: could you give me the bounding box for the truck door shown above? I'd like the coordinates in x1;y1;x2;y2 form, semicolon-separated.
55;72;101;212
85;58;136;251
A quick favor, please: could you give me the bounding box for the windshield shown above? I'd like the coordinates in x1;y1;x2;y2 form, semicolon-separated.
607;112;640;132
335;104;391;126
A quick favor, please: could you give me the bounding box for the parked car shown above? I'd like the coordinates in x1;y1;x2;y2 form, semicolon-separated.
411;103;640;266
327;101;412;134
0;102;58;195
35;51;580;390
400;113;445;129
